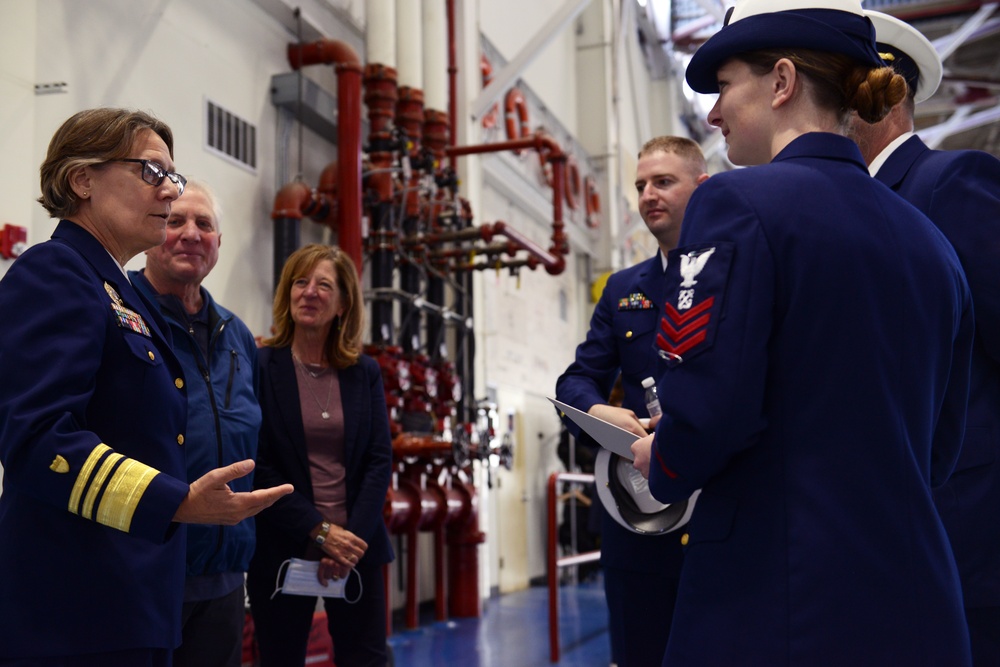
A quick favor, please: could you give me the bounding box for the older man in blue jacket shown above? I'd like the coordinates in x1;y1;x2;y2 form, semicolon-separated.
131;180;262;667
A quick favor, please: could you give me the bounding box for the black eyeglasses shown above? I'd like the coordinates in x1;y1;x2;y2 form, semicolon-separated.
113;159;187;196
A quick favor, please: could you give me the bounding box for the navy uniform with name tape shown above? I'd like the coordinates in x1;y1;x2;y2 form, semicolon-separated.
558;137;708;666
557;255;683;666
0;221;190;662
851;12;1000;663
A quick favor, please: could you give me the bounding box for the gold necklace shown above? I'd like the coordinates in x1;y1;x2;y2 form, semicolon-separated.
293;355;333;419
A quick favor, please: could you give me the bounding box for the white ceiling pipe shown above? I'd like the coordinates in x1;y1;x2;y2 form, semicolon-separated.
397;0;423;90
932;1;998;61
367;0;396;67
920;104;1000;149
423;0;448;111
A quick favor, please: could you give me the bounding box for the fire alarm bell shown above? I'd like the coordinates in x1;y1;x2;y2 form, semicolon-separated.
0;224;28;259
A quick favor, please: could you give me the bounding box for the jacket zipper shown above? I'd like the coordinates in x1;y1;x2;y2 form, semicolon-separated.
189;321;228;569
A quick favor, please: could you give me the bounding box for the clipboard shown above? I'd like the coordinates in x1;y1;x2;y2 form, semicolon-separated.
549;398;639;461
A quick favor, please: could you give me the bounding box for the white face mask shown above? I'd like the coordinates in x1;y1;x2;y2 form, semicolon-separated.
271;558;362;603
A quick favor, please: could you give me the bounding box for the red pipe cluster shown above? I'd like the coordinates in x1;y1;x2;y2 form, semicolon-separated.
445;133;569;275
383;442;483;628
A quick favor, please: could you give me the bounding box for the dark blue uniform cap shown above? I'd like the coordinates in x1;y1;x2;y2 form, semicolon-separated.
686;0;886;95
877;42;920;97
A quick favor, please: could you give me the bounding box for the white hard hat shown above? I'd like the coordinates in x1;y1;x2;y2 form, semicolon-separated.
594;448;700;535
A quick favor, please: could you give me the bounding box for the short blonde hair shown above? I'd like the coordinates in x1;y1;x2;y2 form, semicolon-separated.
638;136;707;176
38;108;174;219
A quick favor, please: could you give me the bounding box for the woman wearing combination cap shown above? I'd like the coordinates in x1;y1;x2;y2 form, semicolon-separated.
630;0;974;663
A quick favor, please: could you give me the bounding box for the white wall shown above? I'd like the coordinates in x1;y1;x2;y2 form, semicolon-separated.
465;0;692;590
0;0;39;284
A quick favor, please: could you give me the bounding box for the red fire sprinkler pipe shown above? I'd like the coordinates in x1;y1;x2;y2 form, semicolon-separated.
424;110;450;165
427;466;467;621
488;221;565;275
271;180;336;287
446;0;458;165
272;180;330;221
364;63;399;204
401;468;440;630
287;39;364;272
446;133;569;275
448;468;484;618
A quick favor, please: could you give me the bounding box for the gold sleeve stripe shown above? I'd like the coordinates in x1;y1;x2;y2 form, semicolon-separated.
69;443;112;515
81;452;124;520
96;457;160;532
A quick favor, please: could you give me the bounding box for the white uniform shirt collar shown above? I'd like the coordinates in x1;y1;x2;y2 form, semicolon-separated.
105;249;131;280
868;131;914;176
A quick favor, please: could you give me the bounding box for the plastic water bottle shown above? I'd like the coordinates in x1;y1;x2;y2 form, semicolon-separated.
642;377;662;418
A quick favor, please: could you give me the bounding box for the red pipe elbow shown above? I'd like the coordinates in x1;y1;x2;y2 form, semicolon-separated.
287;39;361;70
271;181;314;219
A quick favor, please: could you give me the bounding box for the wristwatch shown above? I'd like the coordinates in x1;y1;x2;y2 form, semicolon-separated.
315;521;331;546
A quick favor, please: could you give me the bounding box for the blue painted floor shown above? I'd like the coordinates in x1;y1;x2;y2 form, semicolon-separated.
388;579;611;667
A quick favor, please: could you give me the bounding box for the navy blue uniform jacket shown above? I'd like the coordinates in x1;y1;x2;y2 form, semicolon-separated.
555;254;684;573
247;347;393;601
648;134;974;665
0;221;190;659
877;135;1000;610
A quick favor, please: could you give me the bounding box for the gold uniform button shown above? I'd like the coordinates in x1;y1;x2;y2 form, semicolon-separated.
176;434;185;446
147;350;155;361
175;378;184;389
680;533;689;546
625;331;633;339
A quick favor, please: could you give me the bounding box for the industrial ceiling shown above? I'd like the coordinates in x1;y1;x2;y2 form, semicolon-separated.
657;0;1000;157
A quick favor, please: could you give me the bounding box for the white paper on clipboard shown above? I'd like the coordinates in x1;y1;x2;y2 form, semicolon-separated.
549;398;639;461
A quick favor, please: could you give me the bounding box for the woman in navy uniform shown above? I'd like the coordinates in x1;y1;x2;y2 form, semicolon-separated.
0;108;291;667
630;1;975;664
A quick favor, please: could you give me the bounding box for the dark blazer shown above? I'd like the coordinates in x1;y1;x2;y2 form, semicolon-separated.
247;346;393;599
0;221;190;659
648;133;974;665
877;134;1000;610
555;253;683;573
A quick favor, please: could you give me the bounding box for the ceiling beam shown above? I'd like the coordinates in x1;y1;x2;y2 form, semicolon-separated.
470;0;593;121
932;1;999;60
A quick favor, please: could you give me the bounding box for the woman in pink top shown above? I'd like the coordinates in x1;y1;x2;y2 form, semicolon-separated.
248;244;394;667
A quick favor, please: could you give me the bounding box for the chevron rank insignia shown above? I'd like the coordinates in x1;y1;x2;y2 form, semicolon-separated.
655;242;734;366
618;292;654;310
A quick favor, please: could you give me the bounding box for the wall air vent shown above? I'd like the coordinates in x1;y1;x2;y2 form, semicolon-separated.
204;99;257;172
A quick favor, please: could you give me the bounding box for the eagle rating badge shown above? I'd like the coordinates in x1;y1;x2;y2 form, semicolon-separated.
655;244;732;365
